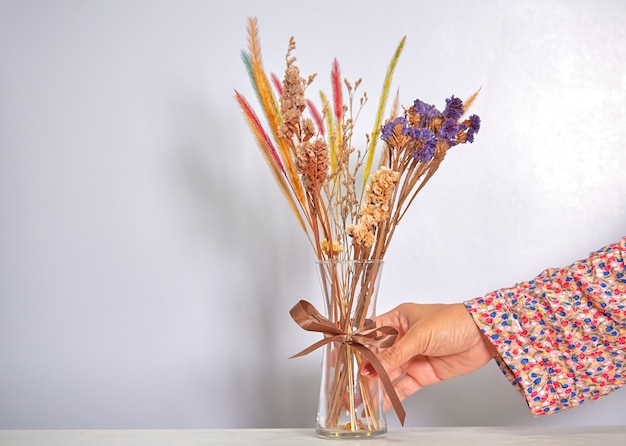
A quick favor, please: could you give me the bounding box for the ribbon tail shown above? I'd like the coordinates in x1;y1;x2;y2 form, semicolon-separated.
289;335;340;359
353;345;406;426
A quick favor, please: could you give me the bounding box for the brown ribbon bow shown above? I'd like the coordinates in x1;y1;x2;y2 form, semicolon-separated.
289;299;406;426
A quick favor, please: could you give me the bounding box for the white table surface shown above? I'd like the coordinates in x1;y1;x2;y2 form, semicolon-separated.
1;427;625;446
0;426;626;446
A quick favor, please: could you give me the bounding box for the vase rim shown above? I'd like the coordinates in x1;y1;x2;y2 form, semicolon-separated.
315;259;384;265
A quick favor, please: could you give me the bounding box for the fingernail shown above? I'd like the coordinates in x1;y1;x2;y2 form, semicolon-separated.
361;364;375;376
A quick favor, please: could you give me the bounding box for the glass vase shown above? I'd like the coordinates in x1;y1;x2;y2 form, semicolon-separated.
315;259;386;438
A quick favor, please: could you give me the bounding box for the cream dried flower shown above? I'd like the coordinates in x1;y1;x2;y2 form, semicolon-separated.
346;223;375;248
347;166;399;248
364;166;399;206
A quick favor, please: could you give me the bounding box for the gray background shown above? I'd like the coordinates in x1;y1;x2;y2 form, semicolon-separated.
1;0;625;429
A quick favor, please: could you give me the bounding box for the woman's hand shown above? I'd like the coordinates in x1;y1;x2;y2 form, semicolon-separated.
362;303;496;408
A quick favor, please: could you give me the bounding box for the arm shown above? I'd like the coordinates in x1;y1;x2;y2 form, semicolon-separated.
465;236;626;415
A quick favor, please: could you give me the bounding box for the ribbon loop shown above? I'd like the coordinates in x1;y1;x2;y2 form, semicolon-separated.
289;299;406;426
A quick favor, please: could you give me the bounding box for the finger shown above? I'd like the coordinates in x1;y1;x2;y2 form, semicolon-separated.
360;361;409;386
361;335;417;378
381;373;423;411
374;311;399;330
375;304;411;332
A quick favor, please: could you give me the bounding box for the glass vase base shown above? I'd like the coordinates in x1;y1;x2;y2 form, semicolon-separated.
316;425;387;439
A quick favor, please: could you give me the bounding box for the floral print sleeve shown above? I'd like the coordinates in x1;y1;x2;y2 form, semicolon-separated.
465;236;626;415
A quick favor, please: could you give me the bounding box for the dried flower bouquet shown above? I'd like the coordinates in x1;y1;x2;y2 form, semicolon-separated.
235;17;480;434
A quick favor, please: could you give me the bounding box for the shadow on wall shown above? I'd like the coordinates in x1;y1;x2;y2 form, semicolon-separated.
166;91;319;427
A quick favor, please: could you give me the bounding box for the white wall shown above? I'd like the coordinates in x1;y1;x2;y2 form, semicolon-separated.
1;0;625;429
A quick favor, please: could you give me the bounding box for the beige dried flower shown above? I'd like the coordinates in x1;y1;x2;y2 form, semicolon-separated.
362;204;388;223
302;118;316;141
364;166;400;205
278;37;316;142
346;223;375;248
347;166;399;248
296;138;329;191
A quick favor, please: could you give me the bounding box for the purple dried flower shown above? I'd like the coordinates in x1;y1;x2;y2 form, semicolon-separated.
381;116;408;141
468;114;481;131
465;114;481;143
413;99;439;122
441;118;460;143
403;126;424;140
443;96;464;121
403;126;419;139
414;140;436;162
419;128;435;143
384;97;480;151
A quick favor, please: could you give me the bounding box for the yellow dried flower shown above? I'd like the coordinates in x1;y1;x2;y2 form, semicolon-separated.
321;239;342;255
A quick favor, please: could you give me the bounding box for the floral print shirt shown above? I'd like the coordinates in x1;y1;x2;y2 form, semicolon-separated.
465;236;626;415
